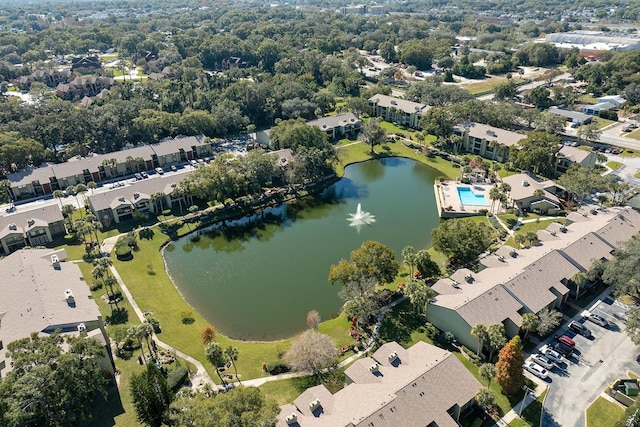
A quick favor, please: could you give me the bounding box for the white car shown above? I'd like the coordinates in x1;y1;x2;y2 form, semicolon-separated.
587;313;608;327
540;346;563;364
531;354;554;370
524;361;548;379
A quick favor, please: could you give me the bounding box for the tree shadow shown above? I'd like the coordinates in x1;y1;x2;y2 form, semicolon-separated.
81;381;125;427
106;308;129;325
377;300;426;347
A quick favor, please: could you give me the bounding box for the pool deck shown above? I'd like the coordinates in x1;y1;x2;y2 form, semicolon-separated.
435;181;494;218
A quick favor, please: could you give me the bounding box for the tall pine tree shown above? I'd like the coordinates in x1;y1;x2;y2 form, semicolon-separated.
495;336;525;396
130;363;173;427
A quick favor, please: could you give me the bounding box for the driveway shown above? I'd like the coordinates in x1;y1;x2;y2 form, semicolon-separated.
541;297;638;427
608;153;640;186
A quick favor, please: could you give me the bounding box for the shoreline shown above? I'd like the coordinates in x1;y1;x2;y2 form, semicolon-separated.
112;143;454;369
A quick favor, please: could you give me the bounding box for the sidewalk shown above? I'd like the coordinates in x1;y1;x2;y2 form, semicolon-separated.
494;381;547;426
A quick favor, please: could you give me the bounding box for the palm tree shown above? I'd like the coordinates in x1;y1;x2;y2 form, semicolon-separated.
479;363;496;388
138;322;155;357
75;183;88;216
205;342;228;387
61;204;77;232
224;346;242;385
489;186;501;214
521;313;539;340
53;190;65;208
572;272;588;301
150;192;165;214
402;246;417;281
471;323;489;357
84;214;103;247
87;181;97;193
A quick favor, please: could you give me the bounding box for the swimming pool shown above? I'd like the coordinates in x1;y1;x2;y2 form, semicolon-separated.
457;187;489;206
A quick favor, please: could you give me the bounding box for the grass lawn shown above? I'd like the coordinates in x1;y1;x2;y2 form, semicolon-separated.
607;161;623;171
504;219;565;248
635;170;640;179
508;389;548;427
498;214;519;229
627;128;640;141
586;397;624;427
460;75;507;95
336;140;458;180
376;300;435;348
619;148;640;157
455;353;536;418
260;369;347;406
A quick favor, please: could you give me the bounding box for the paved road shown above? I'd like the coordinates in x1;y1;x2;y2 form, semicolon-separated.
541;291;638;427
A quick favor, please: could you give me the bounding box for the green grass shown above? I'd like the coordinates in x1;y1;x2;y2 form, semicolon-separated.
627;128;640;141
607;161;623;171
376;300;435;348
461;75;508;95
455;353;536;417
335;140;458;179
508;389;547;427
580;95;598;104
619;148;640;158
259;368;348;405
504;219;565;248
635;171;640;179
498;214;519;229
586;397;624;427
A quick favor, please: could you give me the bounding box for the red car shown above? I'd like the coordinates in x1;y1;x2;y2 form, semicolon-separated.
556;335;575;348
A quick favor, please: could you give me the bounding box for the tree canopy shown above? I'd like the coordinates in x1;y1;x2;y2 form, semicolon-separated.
431;218;493;263
328;240;399;285
0;332;107;427
509;131;559;177
495;336;525;396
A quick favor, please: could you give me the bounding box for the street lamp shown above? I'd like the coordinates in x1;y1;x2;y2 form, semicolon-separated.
518;385;534;417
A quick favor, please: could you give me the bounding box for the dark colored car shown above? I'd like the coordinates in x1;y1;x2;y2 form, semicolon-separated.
568;321;592;338
551;341;573;357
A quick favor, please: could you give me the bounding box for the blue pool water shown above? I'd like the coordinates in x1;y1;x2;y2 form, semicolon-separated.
457;187;489;206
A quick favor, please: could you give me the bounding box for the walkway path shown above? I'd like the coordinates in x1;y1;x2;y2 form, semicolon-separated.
107;264;215;390
493;380;547;427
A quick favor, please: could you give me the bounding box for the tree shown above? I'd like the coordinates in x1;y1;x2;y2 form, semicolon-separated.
479;363;497;388
200;325;216;345
340;277;382;329
53;189;65;208
510;131;559;177
431;218;493;264
602;237;640;300
306;310;321;330
471;324;489;357
224;346;242;386
489;185;502;214
419;107;456;148
487;323;507;362
493;79;518;101
535;112;566;135
404;280;437;317
475;388;496;413
558;165;608;206
577;121;602;144
0;332;107;427
328;240;399;285
571;272;588;301
284;330;338;374
521;313;539;340
495;336;525;396
415;249;440;279
169;387;279;427
130;363;173;427
358;117;386;154
537;308;562;337
205;342;228;387
402;246;417;280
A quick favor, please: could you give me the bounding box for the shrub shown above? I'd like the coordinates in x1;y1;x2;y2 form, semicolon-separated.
424;322;439;340
89;282;103;291
132;211;149;223
180;311;195;324
462;345;481;364
115;245;132;260
437;331;455;346
167;366;188;391
146;263;156;275
145;317;161;333
478;209;489;215
139;228;154;240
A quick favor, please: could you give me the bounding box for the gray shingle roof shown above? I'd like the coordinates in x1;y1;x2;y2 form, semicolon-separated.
368;94;429;115
0;249;101;375
278;341;481;427
0;204;63;239
458;122;527;147
87;175;182;212
306;112;362;131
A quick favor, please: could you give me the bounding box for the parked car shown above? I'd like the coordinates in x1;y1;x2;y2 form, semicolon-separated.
531;354;555;370
170;165;177;171
556;335;576;348
155;167;164;175
524;361;548;379
568;321;592;337
140;171;149;178
551;341;573;357
540;347;563;364
134;173;143;180
587;313;608;327
189;159;198;166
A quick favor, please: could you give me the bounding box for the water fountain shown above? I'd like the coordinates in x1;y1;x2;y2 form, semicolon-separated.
347;203;376;231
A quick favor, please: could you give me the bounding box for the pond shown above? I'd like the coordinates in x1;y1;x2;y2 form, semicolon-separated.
163;157;441;341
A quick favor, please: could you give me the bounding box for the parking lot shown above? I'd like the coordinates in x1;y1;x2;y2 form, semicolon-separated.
539;295;638;427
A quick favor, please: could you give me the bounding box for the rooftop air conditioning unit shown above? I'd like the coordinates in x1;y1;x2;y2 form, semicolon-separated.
309;399;321;410
388;351;398;362
27;218;35;227
64;289;74;300
391;100;397;105
51;254;59;264
8;223;17;230
522;180;530;187
560;225;567;233
465;273;473;282
498;255;505;262
285;413;297;424
510;249;517;257
550;230;557;236
370;363;380;373
77;323;87;332
452;280;459;287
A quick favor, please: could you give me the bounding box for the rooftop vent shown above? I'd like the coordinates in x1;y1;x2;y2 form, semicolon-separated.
560;224;567;233
309;398;321;410
118;196;125;202
134;193;140;199
8;223;17;231
77;323;86;332
391;100;397;105
285;413;297;424
388;351;398;362
522;180;530;187
510;248;517;257
27;218;35;227
452;280;459;287
550;230;557;236
370;363;380;373
64;289;74;300
486;130;497;137
498;255;505;262
465;273;473;282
